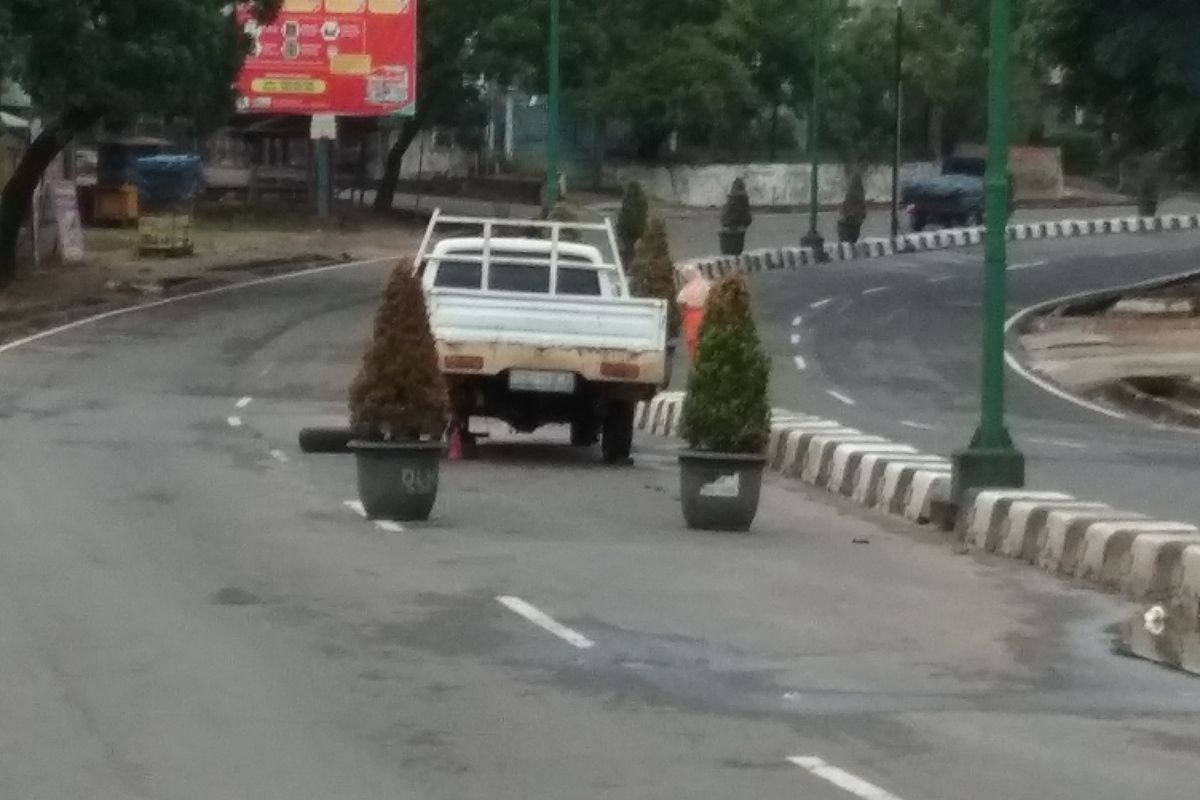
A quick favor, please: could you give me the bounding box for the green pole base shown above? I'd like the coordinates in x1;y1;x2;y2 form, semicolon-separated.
950;441;1025;510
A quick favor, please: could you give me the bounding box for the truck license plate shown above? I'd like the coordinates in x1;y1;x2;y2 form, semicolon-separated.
509;369;576;394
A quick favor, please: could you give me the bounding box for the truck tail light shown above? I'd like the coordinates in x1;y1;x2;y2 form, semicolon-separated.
601;362;639;380
444;355;484;371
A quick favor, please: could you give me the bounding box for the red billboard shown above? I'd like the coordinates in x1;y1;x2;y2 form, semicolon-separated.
235;0;416;116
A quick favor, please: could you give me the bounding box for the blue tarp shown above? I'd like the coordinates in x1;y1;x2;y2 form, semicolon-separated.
134;155;202;213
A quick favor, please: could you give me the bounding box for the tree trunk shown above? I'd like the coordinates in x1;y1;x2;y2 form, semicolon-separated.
372;97;438;212
0;119;79;289
768;104;779;161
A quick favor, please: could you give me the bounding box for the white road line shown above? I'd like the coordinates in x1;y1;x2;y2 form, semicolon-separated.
496;596;595;649
925;275;953;284
0;255;396;357
861;286;889;296
1009;259;1047;271
1003;311;1126;421
269;449;290;464
809;297;834;309
793;355;807;371
235;396;253;409
1028;436;1088;450
374;520;405;532
792;315;804;327
226;416;243;428
790;333;801;345
826;389;856;406
900;420;936;430
343;499;366;517
789;756;904;800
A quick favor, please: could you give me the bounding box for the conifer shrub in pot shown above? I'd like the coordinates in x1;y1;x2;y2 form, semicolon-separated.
719;178;753;255
837;167;867;244
616;181;649;267
347;258;449;521
630;216;682;391
677;274;771;531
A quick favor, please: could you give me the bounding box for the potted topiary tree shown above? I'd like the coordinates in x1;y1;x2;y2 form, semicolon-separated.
347;258;449;521
718;178;753;255
616;181;649;267
837;166;867;243
677;273;771;531
630;217;680;340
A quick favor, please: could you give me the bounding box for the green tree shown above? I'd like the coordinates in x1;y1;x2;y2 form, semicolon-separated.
1036;0;1200;173
0;0;281;288
680;273;770;454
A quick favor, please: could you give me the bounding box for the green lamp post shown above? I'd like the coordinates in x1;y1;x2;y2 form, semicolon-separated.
546;0;561;207
800;0;826;259
950;0;1025;508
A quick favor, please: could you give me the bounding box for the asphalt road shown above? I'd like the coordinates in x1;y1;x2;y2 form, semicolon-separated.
3;253;1200;798
691;225;1200;522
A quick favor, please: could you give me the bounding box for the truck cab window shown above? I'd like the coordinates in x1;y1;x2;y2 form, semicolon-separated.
433;260;483;289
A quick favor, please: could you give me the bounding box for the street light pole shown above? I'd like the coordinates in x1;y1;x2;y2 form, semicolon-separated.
800;0;826;259
546;0;561;206
890;0;903;239
950;0;1024;509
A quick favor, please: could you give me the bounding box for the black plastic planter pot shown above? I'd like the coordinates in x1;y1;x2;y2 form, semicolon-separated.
837;218;863;244
678;451;766;532
718;229;746;256
349;440;443;521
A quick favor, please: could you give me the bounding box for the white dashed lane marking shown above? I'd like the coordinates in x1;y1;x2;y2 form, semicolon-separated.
900;420;936;431
227;416;243;428
235;396;253;409
496;596;595;649
343;499;366;517
793;355;807;371
790;333;801;345
809;297;834;309
792;315;803;326
789;756;905;800
861;286;889;296
269;449;290;464
826;390;856;406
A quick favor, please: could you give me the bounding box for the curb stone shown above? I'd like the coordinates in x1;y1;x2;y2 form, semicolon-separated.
682;212;1200;278
636;391;1200;627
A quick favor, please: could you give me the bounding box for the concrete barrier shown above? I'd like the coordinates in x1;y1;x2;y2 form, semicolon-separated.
1076;521;1198;588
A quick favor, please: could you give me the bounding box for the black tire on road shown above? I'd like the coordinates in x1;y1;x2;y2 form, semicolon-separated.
601;402;635;463
299;427;354;454
570;414;598;447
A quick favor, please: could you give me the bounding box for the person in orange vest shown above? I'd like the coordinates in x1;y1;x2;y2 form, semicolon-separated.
676;264;711;363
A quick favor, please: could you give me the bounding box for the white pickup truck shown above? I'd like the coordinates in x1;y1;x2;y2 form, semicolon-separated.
416;212;670;462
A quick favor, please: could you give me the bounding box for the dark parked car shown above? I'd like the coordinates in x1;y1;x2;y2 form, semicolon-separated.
901;156;1013;231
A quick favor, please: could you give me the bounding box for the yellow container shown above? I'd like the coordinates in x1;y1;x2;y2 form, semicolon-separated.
94;184;139;224
138;213;194;256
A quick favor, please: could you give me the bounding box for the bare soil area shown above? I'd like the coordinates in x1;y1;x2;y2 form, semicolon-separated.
1;202;421;345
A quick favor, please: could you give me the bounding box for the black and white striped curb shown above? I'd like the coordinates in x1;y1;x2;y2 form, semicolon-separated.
686;213;1200;277
638;392;1200;629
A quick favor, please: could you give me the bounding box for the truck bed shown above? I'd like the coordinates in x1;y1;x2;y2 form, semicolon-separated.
427;288;669;385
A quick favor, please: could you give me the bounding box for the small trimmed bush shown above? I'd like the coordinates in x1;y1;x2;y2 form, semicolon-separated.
679;273;770;454
720;178;753;231
630;217;679;337
348;258;448;441
542;200;583;242
616;181;649;264
840;168;867;225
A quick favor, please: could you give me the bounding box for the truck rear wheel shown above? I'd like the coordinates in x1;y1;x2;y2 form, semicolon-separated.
601;402;635;464
570;413;598;447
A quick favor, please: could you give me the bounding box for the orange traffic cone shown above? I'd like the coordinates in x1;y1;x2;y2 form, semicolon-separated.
447;426;463;461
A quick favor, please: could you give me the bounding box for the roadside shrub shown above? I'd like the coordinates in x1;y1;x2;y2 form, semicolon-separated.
348;258;448;441
720;177;753;231
616;181;649;264
680;273;770;453
542;200;583;242
839;168;867;225
630;217;679;337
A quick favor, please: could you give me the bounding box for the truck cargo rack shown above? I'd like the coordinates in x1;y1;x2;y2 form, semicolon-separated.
414;210;627;290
